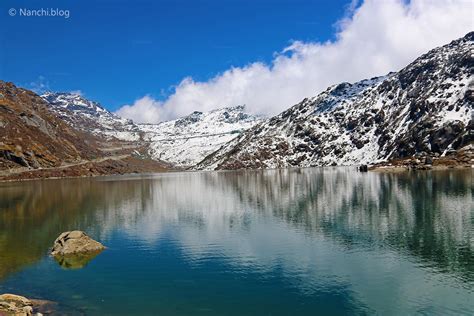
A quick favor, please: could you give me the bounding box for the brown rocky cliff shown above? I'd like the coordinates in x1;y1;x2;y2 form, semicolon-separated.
0;81;102;170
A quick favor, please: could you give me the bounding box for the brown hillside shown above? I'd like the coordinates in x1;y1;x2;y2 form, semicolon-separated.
0;81;101;170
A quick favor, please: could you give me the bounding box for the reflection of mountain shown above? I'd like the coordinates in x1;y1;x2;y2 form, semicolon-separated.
100;169;473;314
0;169;472;313
100;169;473;281
0;178;144;280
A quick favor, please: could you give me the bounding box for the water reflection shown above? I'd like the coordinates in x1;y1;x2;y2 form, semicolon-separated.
53;251;104;270
0;168;472;314
0;178;140;279
95;169;473;282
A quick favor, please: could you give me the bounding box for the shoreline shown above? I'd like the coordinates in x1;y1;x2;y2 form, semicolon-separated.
369;164;473;172
1;159;472;183
368;149;473;172
0;156;174;183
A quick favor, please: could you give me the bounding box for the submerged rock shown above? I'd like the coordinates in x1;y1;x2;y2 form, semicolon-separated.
29;299;57;315
51;231;105;256
0;294;35;316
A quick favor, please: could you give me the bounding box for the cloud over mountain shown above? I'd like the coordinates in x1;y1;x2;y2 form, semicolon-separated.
117;0;473;123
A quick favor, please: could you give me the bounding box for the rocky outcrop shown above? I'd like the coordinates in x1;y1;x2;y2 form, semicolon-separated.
0;294;36;316
0;294;58;316
0;81;102;171
51;231;105;256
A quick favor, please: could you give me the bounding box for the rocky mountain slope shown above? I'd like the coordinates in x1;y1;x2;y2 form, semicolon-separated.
139;105;262;167
196;32;473;170
40;91;263;167
42;92;141;141
3;33;471;176
0;83;168;181
41;92;262;168
0;82;101;170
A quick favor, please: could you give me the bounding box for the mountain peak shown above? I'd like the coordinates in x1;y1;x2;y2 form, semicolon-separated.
41;92;140;141
139;105;263;167
196;33;473;170
41;92;108;115
463;31;474;41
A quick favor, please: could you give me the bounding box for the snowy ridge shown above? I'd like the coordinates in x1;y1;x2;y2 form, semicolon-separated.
41;92;262;167
42;92;141;141
39;33;473;170
139;105;263;167
196;32;473;170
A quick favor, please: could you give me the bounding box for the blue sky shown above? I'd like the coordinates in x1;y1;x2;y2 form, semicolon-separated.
0;0;351;111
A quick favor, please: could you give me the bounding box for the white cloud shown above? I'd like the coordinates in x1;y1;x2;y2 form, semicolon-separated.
115;95;163;124
29;75;50;94
116;0;474;123
69;90;83;96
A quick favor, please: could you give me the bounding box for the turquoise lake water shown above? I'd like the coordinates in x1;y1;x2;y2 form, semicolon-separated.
0;168;473;315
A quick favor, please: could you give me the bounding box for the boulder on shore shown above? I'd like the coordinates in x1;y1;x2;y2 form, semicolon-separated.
51;231;105;256
0;293;36;316
0;294;57;315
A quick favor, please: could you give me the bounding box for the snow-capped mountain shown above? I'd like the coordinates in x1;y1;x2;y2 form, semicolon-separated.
40;92;262;167
41;92;141;141
139;105;262;167
36;33;472;171
196;32;473;170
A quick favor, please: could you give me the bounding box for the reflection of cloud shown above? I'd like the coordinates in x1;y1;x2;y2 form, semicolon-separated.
98;169;473;267
2;170;471;313
93;169;473;314
97;170;473;252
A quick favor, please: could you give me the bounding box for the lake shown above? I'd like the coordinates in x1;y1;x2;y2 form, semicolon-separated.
0;168;473;315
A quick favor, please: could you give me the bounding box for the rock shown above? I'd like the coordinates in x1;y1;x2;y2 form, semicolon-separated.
29;299;57;315
430;121;465;153
0;294;34;316
0;295;57;316
51;231;105;256
358;165;368;172
424;156;433;165
0;150;29;167
412;164;432;170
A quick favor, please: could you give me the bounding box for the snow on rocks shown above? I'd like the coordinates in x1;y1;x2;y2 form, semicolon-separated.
41;92;141;141
140;105;262;167
196;32;473;170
